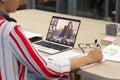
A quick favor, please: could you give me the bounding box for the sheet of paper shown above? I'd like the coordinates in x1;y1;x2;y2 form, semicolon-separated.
102;44;120;62
23;31;43;39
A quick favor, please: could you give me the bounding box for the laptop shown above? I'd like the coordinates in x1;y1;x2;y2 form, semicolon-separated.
33;16;81;54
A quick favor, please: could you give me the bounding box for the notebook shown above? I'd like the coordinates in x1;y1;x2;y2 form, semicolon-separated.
33;16;81;54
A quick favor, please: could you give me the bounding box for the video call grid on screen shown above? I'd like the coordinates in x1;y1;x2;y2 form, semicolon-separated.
46;16;80;47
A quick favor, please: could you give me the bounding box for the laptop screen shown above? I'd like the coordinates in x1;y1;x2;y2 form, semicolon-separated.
46;16;81;47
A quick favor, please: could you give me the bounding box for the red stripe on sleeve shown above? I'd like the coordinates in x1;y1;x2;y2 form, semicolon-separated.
0;21;5;27
0;16;6;27
48;68;69;78
19;65;25;80
0;16;5;20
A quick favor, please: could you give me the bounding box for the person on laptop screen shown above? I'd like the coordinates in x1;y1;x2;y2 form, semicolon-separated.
58;21;73;45
0;0;103;80
48;18;58;39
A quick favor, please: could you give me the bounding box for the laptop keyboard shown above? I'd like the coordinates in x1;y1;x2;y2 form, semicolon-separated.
35;41;69;50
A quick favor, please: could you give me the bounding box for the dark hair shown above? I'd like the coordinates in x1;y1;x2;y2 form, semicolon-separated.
0;0;4;3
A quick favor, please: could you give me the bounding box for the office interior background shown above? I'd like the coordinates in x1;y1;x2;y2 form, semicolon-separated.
19;0;120;23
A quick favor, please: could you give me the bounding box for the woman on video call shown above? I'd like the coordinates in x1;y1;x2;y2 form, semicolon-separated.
59;21;74;45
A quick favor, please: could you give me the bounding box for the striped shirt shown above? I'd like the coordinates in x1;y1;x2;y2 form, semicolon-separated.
0;16;70;80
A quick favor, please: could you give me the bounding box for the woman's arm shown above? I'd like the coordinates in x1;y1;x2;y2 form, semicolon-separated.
9;24;70;79
70;48;103;71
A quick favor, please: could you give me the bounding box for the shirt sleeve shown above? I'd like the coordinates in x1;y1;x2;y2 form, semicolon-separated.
9;24;70;79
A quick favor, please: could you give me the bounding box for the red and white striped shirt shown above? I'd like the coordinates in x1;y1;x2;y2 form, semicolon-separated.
0;16;70;80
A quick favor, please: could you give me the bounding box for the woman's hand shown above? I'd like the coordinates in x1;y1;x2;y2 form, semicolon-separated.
87;47;103;63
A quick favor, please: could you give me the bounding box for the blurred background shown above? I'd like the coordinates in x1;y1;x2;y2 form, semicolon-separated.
19;0;120;23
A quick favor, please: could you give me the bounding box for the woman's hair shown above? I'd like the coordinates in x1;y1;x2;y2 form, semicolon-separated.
67;21;73;29
0;0;4;3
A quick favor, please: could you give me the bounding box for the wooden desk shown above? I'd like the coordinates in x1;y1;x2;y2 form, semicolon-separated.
10;9;120;80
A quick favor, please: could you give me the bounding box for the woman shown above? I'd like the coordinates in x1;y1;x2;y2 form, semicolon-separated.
59;22;74;45
0;0;103;80
59;21;73;39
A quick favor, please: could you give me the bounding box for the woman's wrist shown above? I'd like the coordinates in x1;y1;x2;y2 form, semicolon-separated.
83;55;95;64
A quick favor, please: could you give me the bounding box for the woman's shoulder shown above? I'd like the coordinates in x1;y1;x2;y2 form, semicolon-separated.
0;16;20;30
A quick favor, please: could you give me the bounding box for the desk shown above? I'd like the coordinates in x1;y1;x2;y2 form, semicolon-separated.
10;9;120;80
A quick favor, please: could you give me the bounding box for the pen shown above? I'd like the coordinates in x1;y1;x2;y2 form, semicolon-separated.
94;39;101;48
